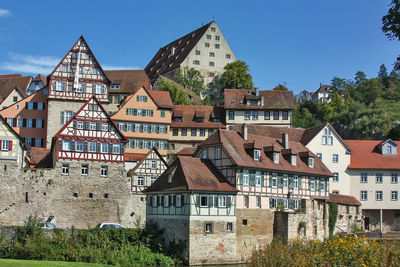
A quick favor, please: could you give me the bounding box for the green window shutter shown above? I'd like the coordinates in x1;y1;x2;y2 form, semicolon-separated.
278;175;283;188
289;199;295;209
156;125;159;133
83;142;88;152
227;196;231;207
208;196;213;207
142;110;146;116
73;120;77;129
261;172;265;186
71;141;75;152
148;124;151;133
298;177;302;189
108;143;113;153
140;124;143;132
133;109;137;115
173;195;176;206
181;195;185;206
137;95;139;101
168;195;172;207
214;196;218;207
58;140;62;150
269;174;272;187
240;170;243;185
139;140;143;149
126;108;129;115
157;196;160;206
269;198;274;209
289;176;294;189
195;196;200;207
150;110;153;117
96;143;101;152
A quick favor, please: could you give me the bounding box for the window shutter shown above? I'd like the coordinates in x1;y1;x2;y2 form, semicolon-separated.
133;109;137;116
96;143;101;152
195;196;200;207
148;124;151;133
33;102;37;109
289;199;295;209
214;196;219;207
157;195;160;206
108;143;112;153
8;140;12;151
83;142;88;152
149;196;153;206
40;139;43;147
97;122;101;131
227;196;231;208
32;119;36;128
250;171;255;186
298;177;302;189
137;95;139;101
84;121;89;130
156;125;159;133
60;111;64;125
73;120;77;129
208;196;213;207
150;110;153;117
168;195;172;207
126;108;129;115
181;195;185;206
173;195;176;206
139;140;143;149
71;141;75;151
289;176;293;189
41;119;44;128
278;175;283;188
261;172;265;186
120;144;124;154
240;170;243;185
270;198;273;209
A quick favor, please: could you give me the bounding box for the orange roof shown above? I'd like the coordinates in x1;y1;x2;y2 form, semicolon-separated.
148;89;173;109
346;140;400;170
176;147;196;157
125;153;145;162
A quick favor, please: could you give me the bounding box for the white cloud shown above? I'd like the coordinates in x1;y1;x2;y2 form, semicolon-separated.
0;53;59;74
102;64;141;70
0;9;11;17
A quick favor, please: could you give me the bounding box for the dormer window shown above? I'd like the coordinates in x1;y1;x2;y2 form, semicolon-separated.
291;155;297;166
196;117;204;123
110;84;120;89
174;117;182;122
201;149;208;159
308;157;314;168
381;140;397;155
168;174;172;183
215;148;221;159
273;152;279;163
254;149;261;161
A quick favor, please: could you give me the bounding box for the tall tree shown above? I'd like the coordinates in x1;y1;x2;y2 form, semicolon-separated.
382;0;400;69
219;60;254;90
174;67;205;97
272;84;288;91
156;77;191;105
378;64;389;87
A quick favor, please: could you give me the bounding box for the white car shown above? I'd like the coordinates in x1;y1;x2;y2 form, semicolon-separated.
97;222;125;229
37;222;59;229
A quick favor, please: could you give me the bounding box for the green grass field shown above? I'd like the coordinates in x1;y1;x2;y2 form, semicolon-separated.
0;259;112;267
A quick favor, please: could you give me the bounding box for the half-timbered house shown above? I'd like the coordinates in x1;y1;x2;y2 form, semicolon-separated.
46;36;110;147
144;156;238;265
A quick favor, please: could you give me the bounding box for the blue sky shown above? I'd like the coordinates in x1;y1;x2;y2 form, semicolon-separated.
0;0;398;94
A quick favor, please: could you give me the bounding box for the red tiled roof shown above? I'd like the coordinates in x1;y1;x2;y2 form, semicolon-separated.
0;74;22;78
25;147;52;168
144;156;238;193
171;105;225;128
145;22;213;79
176;147;196;157
148;89;173;109
328;193;361;206
125;153;146;162
346;140;400;170
0;76;31;101
33;74;48;87
104;70;151;93
224;89;295;110
200;129;333;177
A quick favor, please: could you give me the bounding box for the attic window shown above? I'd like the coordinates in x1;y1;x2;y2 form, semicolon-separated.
231;100;235;104
291;155;297;166
308;157;314;168
110;84;120;89
273;152;279;164
168;174;172;183
254;149;261;161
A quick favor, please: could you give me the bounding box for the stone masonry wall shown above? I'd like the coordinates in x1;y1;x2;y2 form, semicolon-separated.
236;209;274;262
0;159;146;228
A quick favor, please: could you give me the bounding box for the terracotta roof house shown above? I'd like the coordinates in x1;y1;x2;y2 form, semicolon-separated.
176;147;196;157
26;74;48;95
296;89;312;104
0;115;25;168
169;105;225;157
0;75;31;109
104;70;151;113
224;89;295;129
345;139;400;233
145;21;236;104
312;84;334;103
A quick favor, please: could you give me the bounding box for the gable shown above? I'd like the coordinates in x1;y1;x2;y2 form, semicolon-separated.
381;139;397;155
305;124;351;154
128;148;169;176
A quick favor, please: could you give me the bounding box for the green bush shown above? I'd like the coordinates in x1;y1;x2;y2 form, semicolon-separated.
0;216;175;266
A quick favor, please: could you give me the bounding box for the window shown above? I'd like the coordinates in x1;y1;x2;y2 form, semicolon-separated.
160;110;166;118
215;148;221;159
361;173;368;183
199;129;205;136
270;173;278;188
163;195;169;207
205;223;213;233
112;144;120;154
309;177;315;191
283;111;289;120
229;111;235;120
376;191;383;201
333;154;339;163
63;141;71;151
208;72;214;77
168;174;172;183
264;111;270;120
7;118;13;126
283;175;288;188
201;149;208;159
252;111;258;120
290;155;297;166
25;137;32;147
76;142;83;151
35;118;43;128
256;196;261;208
308;157;314;168
100;165;108;177
191;129;197;136
293;175;299;189
242;170;249;185
206;34;211;39
110;84;120;89
76;83;85;93
181;129;187;136
34;138;42;148
205;43;210;48
255;171;262;186
218;196;226;207
215;44;220;49
242;219;248;225
94;84;105;94
333;172;339;182
13;96;18;102
89;142;96;152
322;128;333;145
137;95;148;102
244;112;250;120
53;81;66;91
102;123;108;131
244;195;249;208
208;129;214;136
101;143;108;153
17;118;23;128
61;111;74;125
200;196;208;207
392;191;398;201
90;122;96;130
392;173;398;184
215;35;220;41
151;160;157;169
195;50;200;55
1;140;10;151
273;111;279;120
316;153;322;160
209;61;214;66
37;102;44;110
81;165;88;176
227;223;233;232
27;119;33;128
73;193;78;199
226;53;231;59
88;193;93;199
62;164;69;175
138;176;144;186
209;52;215;57
211;27;216;32
271;152;278;164
254;149;261;161
320;179;326;192
376;173;383;184
113;95;120;104
270;198;277;208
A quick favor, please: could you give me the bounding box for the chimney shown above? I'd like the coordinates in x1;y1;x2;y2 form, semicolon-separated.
261;95;264;106
243;124;248;141
282;133;289;149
